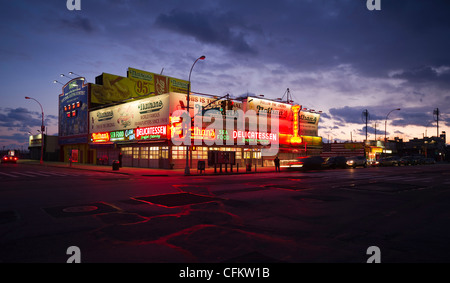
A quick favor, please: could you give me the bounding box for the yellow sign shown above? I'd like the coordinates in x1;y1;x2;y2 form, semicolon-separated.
90;73;156;105
90;69;190;105
128;67;189;94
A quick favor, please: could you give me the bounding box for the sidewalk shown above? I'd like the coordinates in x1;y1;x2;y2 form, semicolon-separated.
18;159;279;177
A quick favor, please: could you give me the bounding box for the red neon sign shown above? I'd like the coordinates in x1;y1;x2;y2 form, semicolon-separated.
91;132;110;143
290;105;302;144
136;125;167;140
232;130;277;142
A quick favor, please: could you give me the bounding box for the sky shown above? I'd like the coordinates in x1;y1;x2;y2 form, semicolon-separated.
1;0;449;150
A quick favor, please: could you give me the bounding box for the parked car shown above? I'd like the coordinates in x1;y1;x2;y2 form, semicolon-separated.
414;156;427;165
322;156;347;169
1;155;18;164
346;156;367;168
377;156;399;166
399;156;414;166
281;156;324;171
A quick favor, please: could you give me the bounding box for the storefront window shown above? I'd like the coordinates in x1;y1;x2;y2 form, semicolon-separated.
192;146;208;160
121;147;132;157
161;146;168;159
141;147;149;159
149;147;159;159
133;147;139;159
172;146;186;159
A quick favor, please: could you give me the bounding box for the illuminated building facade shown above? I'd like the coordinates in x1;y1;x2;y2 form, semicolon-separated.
58;68;323;169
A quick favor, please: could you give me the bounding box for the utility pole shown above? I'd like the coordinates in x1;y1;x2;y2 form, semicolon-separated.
362;109;369;159
434;108;440;137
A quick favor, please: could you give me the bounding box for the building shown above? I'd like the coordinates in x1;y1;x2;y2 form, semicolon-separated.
57;67;323;169
28;134;59;161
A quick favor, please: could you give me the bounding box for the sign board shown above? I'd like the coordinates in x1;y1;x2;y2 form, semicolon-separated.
208;151;236;166
298;111;320;136
58;78;89;140
89;93;170;134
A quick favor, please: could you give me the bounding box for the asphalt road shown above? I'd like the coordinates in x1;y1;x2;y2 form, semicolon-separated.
1;162;450;263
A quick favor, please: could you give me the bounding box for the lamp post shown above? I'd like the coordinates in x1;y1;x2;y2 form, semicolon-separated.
69;72;83;77
384;108;400;152
184;55;205;175
25;97;45;164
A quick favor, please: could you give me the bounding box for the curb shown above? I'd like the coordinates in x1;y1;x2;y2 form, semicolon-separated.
18;160;280;177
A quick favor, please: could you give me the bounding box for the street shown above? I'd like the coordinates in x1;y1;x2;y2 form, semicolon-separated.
1;162;450;263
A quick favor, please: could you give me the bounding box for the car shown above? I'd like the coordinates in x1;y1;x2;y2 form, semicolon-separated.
414;156;427;165
377;156;397;166
322;156;347;169
281;156;324;171
399;156;414;166
1;155;18;164
423;158;436;165
346;156;367;168
390;156;401;166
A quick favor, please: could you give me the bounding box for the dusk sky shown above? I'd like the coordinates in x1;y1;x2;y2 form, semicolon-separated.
1;0;449;150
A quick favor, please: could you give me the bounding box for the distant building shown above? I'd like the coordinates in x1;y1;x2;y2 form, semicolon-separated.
321;142;365;159
28;134;60;161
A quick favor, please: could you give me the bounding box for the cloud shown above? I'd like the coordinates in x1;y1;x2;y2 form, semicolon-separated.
392;65;450;87
0;107;57;131
155;9;258;55
328;106;384;125
59;15;95;33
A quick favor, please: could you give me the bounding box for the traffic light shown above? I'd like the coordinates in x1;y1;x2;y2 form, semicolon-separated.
220;100;227;113
227;100;234;110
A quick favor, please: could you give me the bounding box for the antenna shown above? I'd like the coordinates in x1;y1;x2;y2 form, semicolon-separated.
160;68;164;75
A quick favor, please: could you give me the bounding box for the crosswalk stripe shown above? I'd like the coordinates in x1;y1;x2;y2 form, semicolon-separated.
0;172;19;178
11;171;45;177
24;171;51;176
34;171;69;176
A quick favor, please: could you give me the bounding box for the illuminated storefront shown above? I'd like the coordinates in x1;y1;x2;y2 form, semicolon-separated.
58;68;323;169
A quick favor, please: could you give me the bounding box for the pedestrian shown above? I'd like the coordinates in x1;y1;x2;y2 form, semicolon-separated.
274;156;280;172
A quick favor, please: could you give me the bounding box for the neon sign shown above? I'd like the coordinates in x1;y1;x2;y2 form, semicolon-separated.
136;125;167;140
290;105;302;144
192;127;216;141
91;132;110;143
232;130;278;142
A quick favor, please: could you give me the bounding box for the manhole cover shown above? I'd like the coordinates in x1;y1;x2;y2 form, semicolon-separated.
132;192;221;207
44;202;118;218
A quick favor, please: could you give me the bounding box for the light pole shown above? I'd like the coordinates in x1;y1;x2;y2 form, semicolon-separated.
185;55;205;175
384;108;400;152
25;97;45;164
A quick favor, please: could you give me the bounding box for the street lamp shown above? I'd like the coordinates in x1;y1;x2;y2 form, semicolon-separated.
185;55;205;175
69;72;83;77
53;80;64;85
384;108;400;152
25;97;45;164
60;73;73;80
